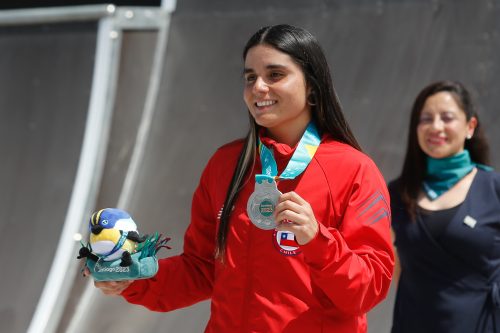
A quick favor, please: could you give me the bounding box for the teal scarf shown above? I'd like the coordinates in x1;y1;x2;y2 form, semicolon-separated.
423;150;493;200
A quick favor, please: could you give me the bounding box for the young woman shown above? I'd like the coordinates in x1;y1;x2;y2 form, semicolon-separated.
390;80;499;332
90;24;394;333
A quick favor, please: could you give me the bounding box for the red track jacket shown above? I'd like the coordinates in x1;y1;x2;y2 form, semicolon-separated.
122;135;394;332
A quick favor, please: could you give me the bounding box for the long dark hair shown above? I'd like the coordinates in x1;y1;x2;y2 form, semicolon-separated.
215;24;361;260
398;80;491;217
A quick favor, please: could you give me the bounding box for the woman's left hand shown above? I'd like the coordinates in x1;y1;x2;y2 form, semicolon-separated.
274;191;319;245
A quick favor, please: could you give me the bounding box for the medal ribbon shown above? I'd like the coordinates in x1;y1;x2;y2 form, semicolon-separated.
256;122;321;184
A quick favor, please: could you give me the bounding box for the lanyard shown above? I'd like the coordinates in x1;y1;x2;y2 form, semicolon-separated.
256;122;321;184
99;231;128;259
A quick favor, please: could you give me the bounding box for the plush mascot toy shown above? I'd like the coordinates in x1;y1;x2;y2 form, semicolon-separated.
77;208;170;281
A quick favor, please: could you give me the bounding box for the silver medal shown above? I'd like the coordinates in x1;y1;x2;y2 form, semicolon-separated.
247;178;281;230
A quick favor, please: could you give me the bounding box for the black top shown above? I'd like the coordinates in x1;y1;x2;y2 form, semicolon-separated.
390;169;500;333
419;204;461;240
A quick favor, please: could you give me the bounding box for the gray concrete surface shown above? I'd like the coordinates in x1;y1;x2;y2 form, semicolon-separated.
1;1;499;332
0;21;96;333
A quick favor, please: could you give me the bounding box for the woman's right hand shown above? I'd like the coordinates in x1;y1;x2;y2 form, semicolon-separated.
83;266;134;295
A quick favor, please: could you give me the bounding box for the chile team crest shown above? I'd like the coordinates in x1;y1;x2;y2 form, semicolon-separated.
273;230;301;256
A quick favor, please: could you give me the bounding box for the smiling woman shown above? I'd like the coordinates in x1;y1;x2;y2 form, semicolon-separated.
417;91;477;160
243;44;311;146
89;24;394;333
389;80;499;333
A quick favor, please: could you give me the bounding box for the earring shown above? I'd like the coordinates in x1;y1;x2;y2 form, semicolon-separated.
307;92;317;106
466;134;472;140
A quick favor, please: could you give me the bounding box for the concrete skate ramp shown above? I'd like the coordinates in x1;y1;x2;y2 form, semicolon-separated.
0;21;96;333
0;8;162;332
2;1;499;333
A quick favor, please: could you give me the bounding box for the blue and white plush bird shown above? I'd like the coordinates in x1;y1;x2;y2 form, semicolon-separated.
79;208;145;267
78;208;171;281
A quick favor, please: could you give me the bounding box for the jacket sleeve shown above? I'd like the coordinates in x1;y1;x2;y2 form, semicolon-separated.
121;159;217;312
300;158;394;315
